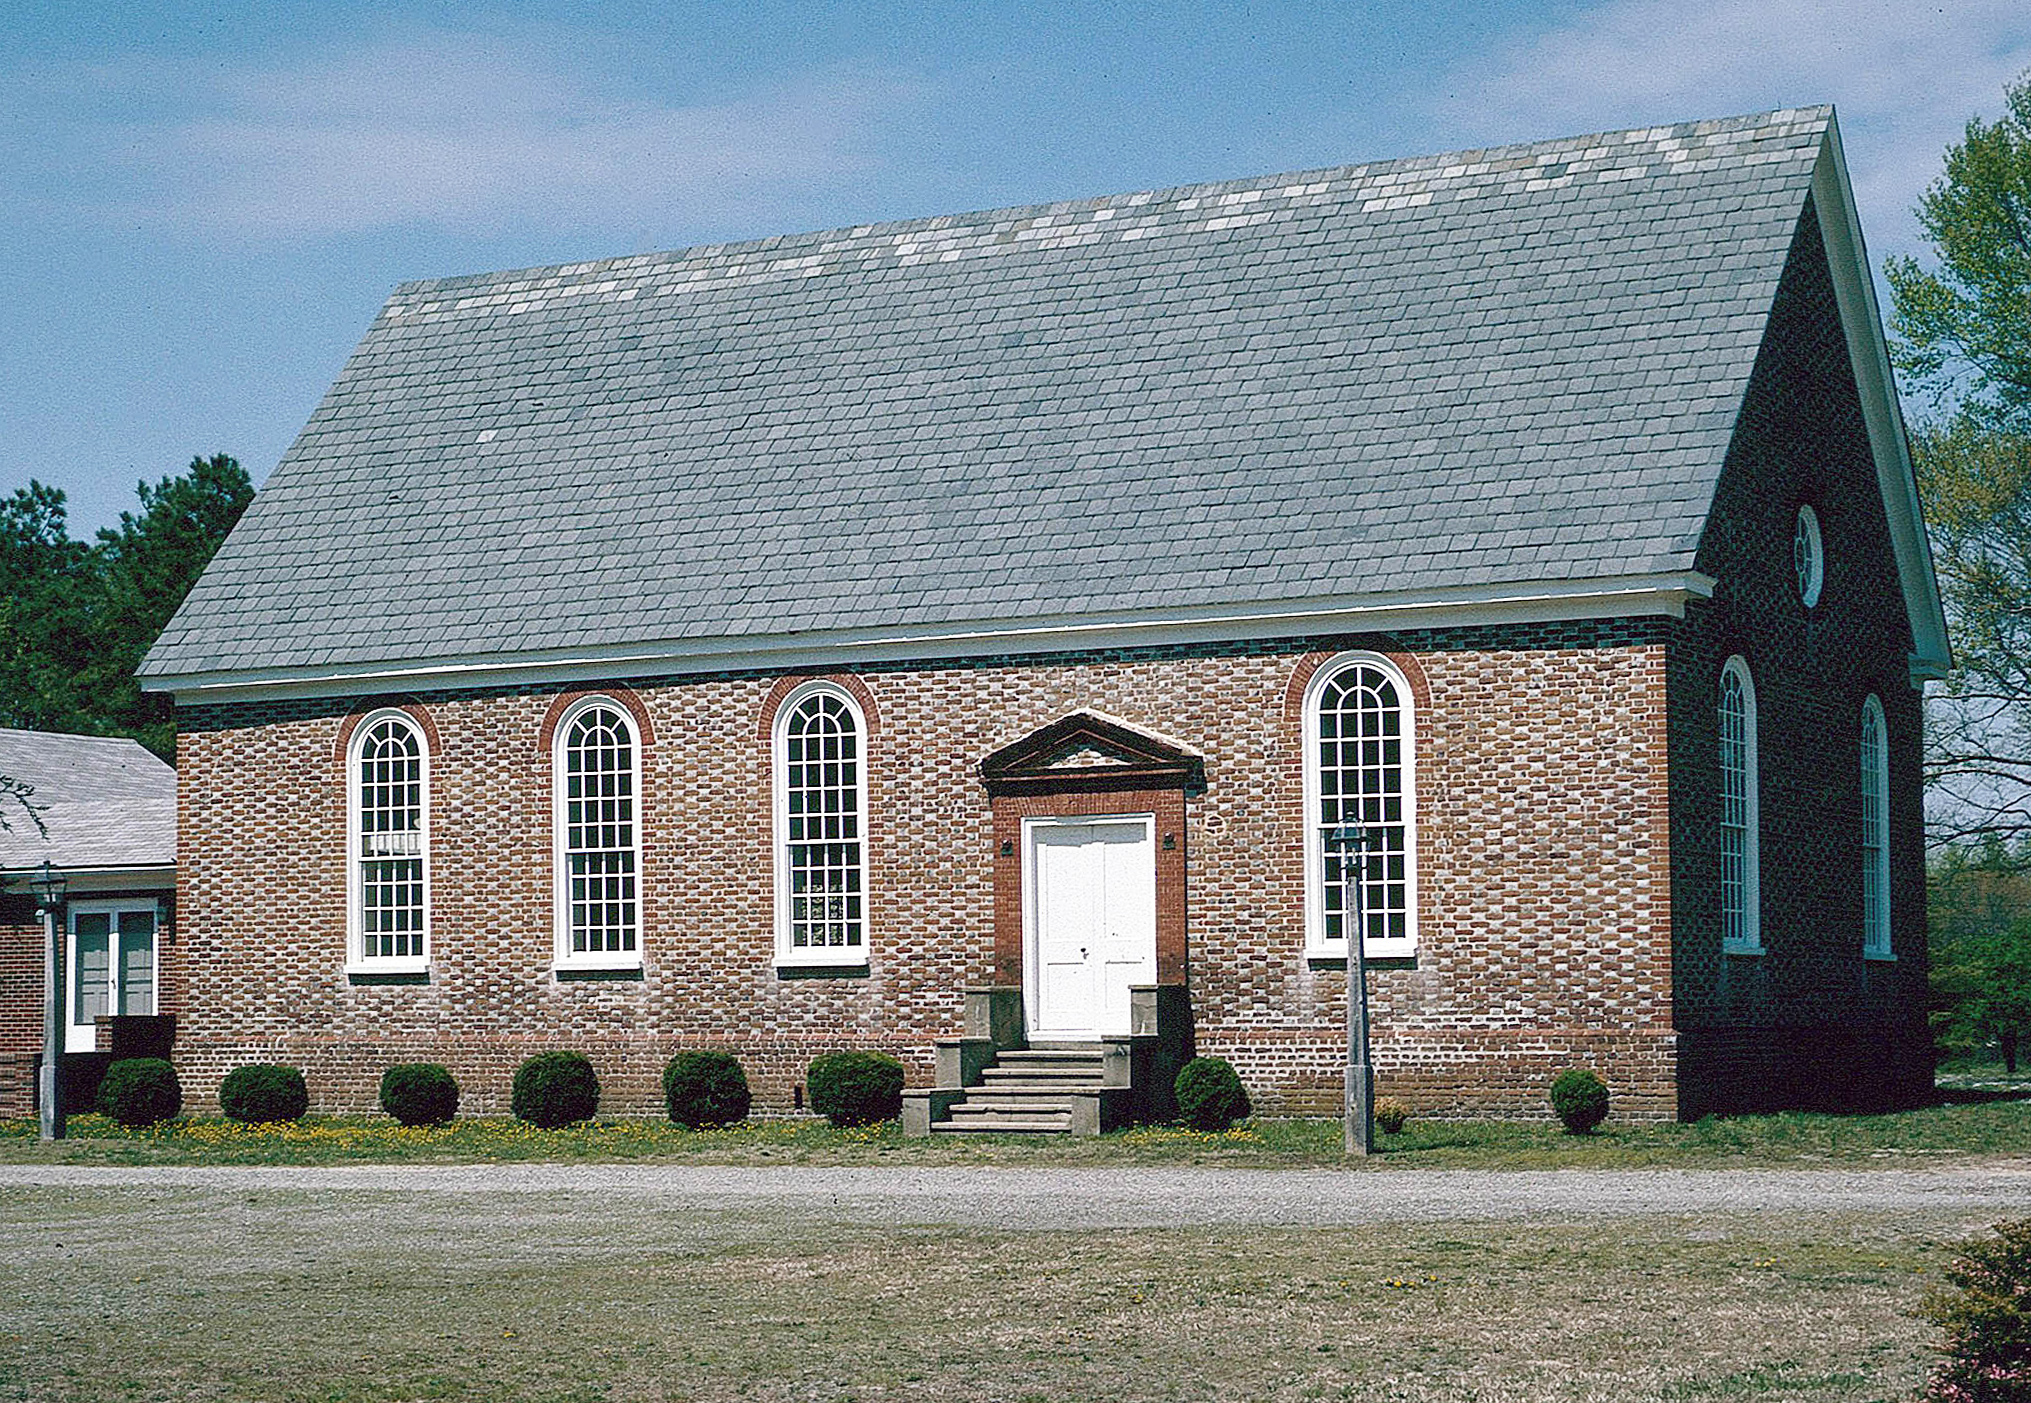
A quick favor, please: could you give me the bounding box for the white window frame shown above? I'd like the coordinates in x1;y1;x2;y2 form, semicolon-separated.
1302;651;1418;958
66;898;159;1053
1861;693;1893;961
1795;504;1824;609
1719;656;1761;955
345;708;431;974
551;696;646;971
772;679;871;969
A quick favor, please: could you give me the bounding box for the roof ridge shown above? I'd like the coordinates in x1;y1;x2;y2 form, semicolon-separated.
383;106;1831;319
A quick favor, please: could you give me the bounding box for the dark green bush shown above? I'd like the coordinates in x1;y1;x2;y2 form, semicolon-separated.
1174;1056;1251;1131
662;1050;752;1128
379;1063;460;1127
97;1058;181;1127
1374;1095;1412;1136
1549;1067;1610;1134
806;1051;905;1127
511;1051;600;1128
218;1064;309;1123
1921;1217;2031;1401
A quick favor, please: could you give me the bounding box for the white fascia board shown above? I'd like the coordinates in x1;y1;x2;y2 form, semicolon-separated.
147;571;1717;705
1812;117;1954;682
0;864;175;894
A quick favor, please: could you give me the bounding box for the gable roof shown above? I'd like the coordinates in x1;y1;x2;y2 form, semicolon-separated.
139;106;1946;699
0;729;175;875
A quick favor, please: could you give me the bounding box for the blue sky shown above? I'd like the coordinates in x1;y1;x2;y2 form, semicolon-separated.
6;0;2030;534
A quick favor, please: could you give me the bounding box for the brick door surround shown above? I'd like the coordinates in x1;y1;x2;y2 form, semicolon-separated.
980;712;1200;990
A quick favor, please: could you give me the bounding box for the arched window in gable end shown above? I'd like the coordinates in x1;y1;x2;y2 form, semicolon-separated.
1719;656;1761;954
1301;652;1417;957
1861;694;1892;960
772;681;869;968
347;709;429;972
553;696;643;969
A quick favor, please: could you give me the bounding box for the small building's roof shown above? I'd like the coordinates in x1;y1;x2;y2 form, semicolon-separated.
0;729;175;874
145;106;1927;693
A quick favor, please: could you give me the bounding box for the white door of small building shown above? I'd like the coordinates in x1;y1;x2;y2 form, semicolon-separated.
67;901;158;1053
1024;814;1157;1039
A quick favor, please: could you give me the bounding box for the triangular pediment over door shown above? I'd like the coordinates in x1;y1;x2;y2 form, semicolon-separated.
979;712;1204;796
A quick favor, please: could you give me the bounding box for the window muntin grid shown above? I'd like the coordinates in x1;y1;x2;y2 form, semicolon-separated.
1795;504;1824;608
1861;695;1891;958
1308;658;1414;951
1719;658;1759;951
778;688;866;957
354;715;426;962
561;705;639;957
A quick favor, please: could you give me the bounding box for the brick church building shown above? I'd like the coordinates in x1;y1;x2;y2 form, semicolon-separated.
137;107;1947;1125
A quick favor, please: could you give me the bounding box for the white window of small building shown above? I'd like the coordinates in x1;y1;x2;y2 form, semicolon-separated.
1861;694;1893;960
1795;504;1824;608
348;710;429;971
553;699;643;968
1303;653;1417;956
1719;657;1761;954
773;683;869;966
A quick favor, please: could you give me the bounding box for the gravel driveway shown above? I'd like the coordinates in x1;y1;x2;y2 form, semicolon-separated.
6;1161;2029;1229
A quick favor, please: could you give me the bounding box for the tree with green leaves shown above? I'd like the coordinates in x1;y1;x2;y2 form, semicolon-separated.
0;454;251;759
1888;69;2031;850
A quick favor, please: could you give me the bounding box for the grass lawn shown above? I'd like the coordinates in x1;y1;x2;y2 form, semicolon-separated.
0;1180;1977;1403
1;1090;2028;1169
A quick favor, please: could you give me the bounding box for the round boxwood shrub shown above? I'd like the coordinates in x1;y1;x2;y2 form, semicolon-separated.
97;1058;181;1127
662;1050;752;1129
511;1051;600;1128
1174;1056;1251;1131
805;1051;905;1127
1549;1067;1610;1135
218;1064;309;1123
379;1063;460;1127
1373;1095;1412;1136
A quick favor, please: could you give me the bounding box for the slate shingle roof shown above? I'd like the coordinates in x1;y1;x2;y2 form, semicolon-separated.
0;730;175;873
141;107;1836;683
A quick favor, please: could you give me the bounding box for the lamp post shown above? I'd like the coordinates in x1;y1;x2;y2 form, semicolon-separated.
32;860;67;1142
1330;825;1373;1157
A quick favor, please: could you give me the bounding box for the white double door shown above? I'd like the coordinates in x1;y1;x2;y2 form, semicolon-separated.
67;900;158;1053
1024;814;1157;1040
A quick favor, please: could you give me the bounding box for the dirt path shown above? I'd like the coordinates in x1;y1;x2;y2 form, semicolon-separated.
6;1161;2029;1228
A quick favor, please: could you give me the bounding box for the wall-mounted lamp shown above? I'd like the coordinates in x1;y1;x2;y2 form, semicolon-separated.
30;859;66;913
156;895;175;944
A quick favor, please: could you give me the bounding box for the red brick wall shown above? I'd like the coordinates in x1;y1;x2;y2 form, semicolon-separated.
0;895;42;1117
172;619;1680;1121
1669;195;1932;1114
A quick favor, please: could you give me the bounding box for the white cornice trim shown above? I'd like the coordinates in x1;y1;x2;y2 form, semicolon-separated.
145;572;1716;704
1812;116;1953;683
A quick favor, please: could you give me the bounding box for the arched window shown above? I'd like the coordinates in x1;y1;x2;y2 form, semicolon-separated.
1718;657;1760;953
554;699;642;968
1303;654;1417;956
348;710;429;971
773;683;869;966
1860;694;1892;960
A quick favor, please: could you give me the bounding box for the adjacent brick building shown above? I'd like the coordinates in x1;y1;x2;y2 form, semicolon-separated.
0;729;176;1118
140;107;1949;1124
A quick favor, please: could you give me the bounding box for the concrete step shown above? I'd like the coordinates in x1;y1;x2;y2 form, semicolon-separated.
980;1063;1103;1083
945;1095;1084;1114
935;1110;1074;1133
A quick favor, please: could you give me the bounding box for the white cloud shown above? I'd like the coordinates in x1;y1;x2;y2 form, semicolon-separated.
9;32;924;240
1435;0;2031;258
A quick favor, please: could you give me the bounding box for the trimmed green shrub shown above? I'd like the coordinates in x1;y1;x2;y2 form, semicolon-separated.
1549;1067;1610;1135
1174;1056;1251;1131
1374;1096;1412;1136
97;1058;181;1127
1920;1217;2031;1401
218;1064;309;1123
806;1051;905;1127
379;1063;460;1127
662;1050;752;1129
511;1051;600;1128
